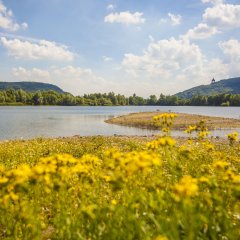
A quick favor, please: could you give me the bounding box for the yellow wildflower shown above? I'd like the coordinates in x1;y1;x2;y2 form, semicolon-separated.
111;199;117;205
199;176;209;184
224;170;235;180
184;125;197;134
147;137;176;150
198;131;210;139
213;161;228;170
102;175;111;182
154;235;168;240
173;176;199;200
232;175;240;184
153;113;177;134
7;164;32;185
227;132;238;144
0;177;8;184
0;164;5;173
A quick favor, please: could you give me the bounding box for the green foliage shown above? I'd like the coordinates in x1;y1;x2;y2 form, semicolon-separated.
1;87;240;106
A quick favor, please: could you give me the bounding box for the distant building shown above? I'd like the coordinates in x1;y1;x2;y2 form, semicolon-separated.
211;78;216;84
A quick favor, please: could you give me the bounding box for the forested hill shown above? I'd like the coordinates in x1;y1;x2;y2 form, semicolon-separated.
175;77;240;99
0;82;65;93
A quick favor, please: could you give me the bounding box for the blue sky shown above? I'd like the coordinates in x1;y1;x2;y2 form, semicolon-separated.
0;0;240;96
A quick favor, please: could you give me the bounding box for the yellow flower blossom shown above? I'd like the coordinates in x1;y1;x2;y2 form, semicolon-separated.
153;113;177;134
147;137;176;150
154;235;168;240
232;175;240;184
0;177;8;184
0;164;5;173
184;125;197;134
111;199;117;205
7;164;32;185
198;131;211;139
102;175;111;182
199;176;210;184
173;176;199;200
227;132;238;144
213;161;229;170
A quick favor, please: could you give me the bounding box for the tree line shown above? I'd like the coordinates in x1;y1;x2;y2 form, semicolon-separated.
0;89;240;106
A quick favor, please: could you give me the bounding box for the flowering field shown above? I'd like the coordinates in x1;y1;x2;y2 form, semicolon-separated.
0;114;240;239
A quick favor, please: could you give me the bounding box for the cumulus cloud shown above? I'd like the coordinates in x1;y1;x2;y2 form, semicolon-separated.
51;66;103;82
13;67;50;81
0;37;75;61
0;1;28;31
218;39;240;75
203;3;240;30
202;0;224;5
168;13;182;26
123;38;204;78
12;66;115;95
104;11;145;25
107;4;115;11
219;39;240;62
184;1;240;40
122;38;228;93
103;56;113;62
184;23;219;40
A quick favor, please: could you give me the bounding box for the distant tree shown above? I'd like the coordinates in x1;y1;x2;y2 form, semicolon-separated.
0;92;5;103
5;89;16;103
148;95;158;105
62;93;76;106
32;91;43;105
16;89;27;103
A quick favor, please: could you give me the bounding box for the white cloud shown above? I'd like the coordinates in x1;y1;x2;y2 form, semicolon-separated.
148;35;155;42
168;13;182;26
12;66;114;95
0;1;28;31
0;37;75;61
13;67;50;81
218;39;240;75
103;56;113;62
104;11;145;25
51;66;101;82
203;3;240;30
184;23;219;40
184;2;240;40
219;39;240;61
122;38;229;94
202;0;224;5
123;38;204;78
107;4;115;11
21;22;28;30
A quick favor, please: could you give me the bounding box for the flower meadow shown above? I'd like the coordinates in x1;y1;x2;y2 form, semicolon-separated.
0;114;240;239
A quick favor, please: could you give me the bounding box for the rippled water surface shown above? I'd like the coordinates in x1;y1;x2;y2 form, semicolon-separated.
0;106;240;140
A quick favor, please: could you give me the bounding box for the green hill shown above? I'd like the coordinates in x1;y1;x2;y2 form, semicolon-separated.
0;82;65;93
175;77;240;99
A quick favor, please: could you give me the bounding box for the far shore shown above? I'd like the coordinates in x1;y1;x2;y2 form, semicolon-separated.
105;111;240;130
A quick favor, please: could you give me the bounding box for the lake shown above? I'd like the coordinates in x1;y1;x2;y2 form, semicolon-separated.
0;106;240;140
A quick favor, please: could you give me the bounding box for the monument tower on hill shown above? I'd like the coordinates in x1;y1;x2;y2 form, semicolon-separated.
211;78;216;84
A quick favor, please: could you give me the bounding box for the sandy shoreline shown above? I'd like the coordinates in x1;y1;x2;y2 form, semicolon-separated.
105;111;240;130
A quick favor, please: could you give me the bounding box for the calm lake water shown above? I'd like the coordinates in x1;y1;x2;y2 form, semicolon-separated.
0;106;240;140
